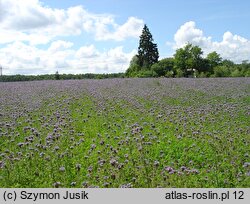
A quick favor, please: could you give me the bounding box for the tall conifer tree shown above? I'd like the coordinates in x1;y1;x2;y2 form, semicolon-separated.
138;25;159;69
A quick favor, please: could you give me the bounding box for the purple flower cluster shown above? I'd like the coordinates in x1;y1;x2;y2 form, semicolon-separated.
0;78;249;188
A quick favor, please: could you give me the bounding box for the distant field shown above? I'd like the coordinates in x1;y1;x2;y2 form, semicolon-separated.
0;78;249;188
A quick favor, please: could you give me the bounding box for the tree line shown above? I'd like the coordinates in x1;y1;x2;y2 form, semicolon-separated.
0;73;125;82
126;25;250;78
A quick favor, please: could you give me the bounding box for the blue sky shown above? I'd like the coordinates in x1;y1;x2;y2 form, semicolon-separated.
0;0;250;75
42;0;250;56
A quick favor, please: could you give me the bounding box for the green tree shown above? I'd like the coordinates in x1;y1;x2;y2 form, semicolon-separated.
206;51;222;73
125;55;141;77
207;51;222;67
174;44;191;77
239;60;250;76
213;65;230;77
174;43;203;77
221;59;235;67
55;71;60;80
138;24;159;69
231;69;241;77
151;58;174;77
190;45;204;71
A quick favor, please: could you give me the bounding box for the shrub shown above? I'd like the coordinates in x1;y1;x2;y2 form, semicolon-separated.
213;66;230;77
151;58;174;77
136;70;157;78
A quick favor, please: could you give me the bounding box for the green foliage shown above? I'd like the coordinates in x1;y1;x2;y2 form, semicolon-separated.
231;69;242;77
190;45;204;72
173;44;249;78
222;59;235;67
0;73;125;82
126;25;159;77
125;55;141;77
174;43;204;76
165;71;174;78
174;44;191;76
206;51;222;72
55;71;60;80
151;58;174;77
213;65;231;77
138;25;159;69
175;69;184;77
244;69;250;77
135;70;157;78
124;27;248;78
197;72;209;78
238;60;250;77
127;68;157;78
125;64;140;77
130;55;140;67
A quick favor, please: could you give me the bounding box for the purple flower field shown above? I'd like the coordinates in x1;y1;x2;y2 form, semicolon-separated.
0;78;249;187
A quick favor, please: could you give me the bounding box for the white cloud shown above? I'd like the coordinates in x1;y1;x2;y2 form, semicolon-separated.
0;41;73;74
0;0;144;45
75;45;99;58
1;0;56;30
95;17;144;41
71;46;136;73
174;21;211;48
48;40;74;52
172;21;250;63
0;0;143;74
0;41;135;75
